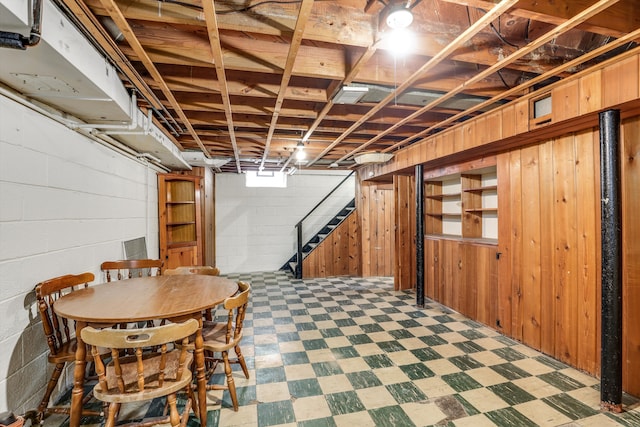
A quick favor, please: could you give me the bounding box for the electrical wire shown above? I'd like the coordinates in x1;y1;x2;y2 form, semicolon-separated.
156;0;333;14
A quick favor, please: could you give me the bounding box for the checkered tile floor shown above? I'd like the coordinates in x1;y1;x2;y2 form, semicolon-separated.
48;271;640;427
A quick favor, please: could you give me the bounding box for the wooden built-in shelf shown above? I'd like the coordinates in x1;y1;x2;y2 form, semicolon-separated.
426;192;461;199
465;208;498;213
463;185;497;193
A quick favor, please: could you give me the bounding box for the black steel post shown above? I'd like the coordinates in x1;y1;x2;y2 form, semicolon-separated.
296;223;303;279
416;164;425;308
599;109;623;412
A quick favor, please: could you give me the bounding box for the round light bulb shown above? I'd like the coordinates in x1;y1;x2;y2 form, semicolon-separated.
386;7;413;29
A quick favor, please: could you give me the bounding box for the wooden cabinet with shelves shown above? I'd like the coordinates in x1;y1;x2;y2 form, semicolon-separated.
425;166;497;240
158;173;203;270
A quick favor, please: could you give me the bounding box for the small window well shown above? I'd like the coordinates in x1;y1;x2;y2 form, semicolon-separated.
530;93;552;126
245;170;287;188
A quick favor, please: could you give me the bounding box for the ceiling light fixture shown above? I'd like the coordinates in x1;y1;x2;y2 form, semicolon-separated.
295;141;306;160
386;6;413;29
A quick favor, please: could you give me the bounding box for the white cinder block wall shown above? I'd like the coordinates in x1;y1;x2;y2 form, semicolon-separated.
0;94;160;414
215;170;354;273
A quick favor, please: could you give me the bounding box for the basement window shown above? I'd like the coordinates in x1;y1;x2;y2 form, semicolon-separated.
245;170;287;188
530;92;552;126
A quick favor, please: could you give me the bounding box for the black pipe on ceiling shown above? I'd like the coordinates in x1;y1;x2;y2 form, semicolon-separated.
0;0;42;50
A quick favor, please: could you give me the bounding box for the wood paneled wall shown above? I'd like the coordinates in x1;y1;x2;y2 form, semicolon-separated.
357;179;394;277
302;211;361;278
394;175;416;290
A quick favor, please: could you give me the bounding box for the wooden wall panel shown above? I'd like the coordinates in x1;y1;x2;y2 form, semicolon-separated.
579;70;602;115
520;145;542;350
509;151;523;341
394;175;415;290
622;116;640;396
496;152;513;335
602;55;639;107
358;180;395;277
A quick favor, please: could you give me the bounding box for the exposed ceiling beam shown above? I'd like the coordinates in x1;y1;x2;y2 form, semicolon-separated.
202;0;242;173
260;0;315;171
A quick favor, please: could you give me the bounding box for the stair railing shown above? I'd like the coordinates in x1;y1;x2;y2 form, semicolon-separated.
295;171;355;278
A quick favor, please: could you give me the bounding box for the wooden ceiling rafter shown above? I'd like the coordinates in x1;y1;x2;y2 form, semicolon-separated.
308;0;519;167
97;0;209;155
259;0;315;171
384;24;640;152
201;0;242;173
343;0;624;160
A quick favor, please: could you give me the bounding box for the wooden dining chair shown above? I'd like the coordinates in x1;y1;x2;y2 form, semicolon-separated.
164;266;221;321
80;318;200;427
100;259;163;282
34;273;102;423
164;266;220;277
202;281;251;411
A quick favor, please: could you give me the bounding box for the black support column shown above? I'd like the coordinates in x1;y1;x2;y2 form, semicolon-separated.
416;164;425;308
599;109;623;413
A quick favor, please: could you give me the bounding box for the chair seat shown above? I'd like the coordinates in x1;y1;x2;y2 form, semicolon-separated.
201;321;243;352
93;351;193;404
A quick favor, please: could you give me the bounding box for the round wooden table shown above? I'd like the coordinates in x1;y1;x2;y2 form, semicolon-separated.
55;274;239;427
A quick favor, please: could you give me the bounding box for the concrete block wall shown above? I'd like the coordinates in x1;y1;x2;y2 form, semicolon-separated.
0;94;160;414
215;170;354;273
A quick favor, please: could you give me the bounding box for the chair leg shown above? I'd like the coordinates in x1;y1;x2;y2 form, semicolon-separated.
186;383;198;420
222;351;238;411
167;393;180;427
37;362;65;422
104;402;119;427
234;345;250;379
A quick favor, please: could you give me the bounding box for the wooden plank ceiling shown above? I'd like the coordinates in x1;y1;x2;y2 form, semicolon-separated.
56;0;639;173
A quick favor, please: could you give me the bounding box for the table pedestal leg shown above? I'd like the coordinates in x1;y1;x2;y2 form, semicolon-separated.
69;321;87;427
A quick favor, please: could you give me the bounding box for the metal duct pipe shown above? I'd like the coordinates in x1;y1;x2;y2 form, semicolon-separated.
72;93;139;130
0;0;42;50
599;109;623;413
415;164;425;308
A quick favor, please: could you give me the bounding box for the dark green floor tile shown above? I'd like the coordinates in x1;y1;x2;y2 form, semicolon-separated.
453;340;485;354
399;362;435;380
303;338;328;350
326;306;344;313
320;328;344;338
419;334;448;347
398;319;422;328
257;400;295;427
255;343;280;356
346;370;383;389
441;372;483;392
254;311;273;319
254;325;277;335
360;323;384;333
312;361;344;377
347;334;374;345
386;381;428;403
389;329;414;340
205;408;220;427
535;354;569;370
369;406;416;427
427;324;454;335
487;382;536;405
377;340;406;352
358;303;377;310
433;314;455;323
381;307;401;314
495;335;518;346
484;407;537;427
346;309;366;317
220;385;256;408
296;322;318;331
363;353;394;369
492;347;527;361
305;302;323;308
331;346;360;359
288;378;323;398
311;313;331;321
410;347;442;361
606;410;640;427
297;417;338;427
272;317;293;326
453;393;480;416
542;393;599;420
459;329;487;340
490;362;532;380
256;366;286;384
325;391;366;415
290;308;309;316
317;296;333;301
449;355;484;371
276;331;300;342
335;318;357;327
371;314;393;323
538;371;585;391
281;351;309;365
